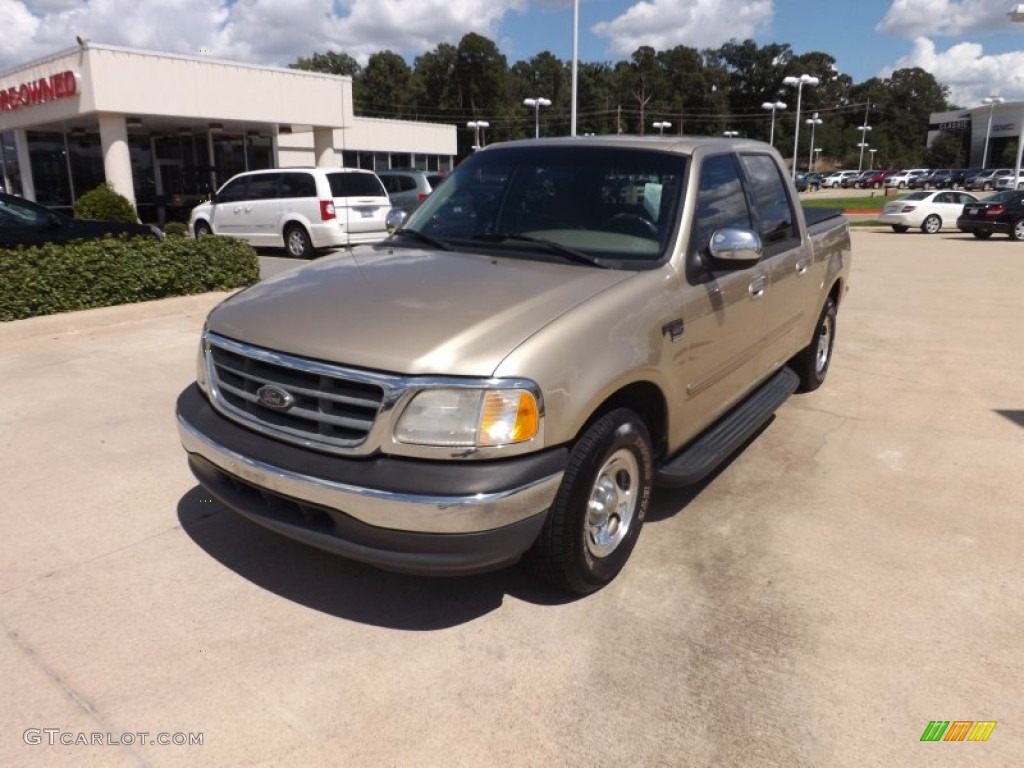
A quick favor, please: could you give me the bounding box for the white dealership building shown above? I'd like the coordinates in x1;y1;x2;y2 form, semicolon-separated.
927;100;1024;171
0;42;457;223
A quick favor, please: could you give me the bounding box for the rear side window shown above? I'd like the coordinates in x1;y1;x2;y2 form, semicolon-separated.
740;154;798;254
280;173;316;198
247;173;282;201
327;172;387;198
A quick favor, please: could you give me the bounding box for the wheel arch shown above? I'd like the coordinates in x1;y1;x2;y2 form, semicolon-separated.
570;381;669;464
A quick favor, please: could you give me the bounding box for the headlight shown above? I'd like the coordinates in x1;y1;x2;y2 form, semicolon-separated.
395;387;540;447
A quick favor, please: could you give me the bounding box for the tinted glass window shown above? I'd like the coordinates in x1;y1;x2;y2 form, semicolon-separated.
0;195;50;226
217;176;249;203
739;154;796;248
247;173;281;201
327;172;387;198
280;172;316;198
693;154;753;254
396;176;417;192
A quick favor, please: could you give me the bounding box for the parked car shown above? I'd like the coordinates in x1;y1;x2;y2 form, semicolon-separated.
189;167;391;258
956;190;1024;240
856;170;892;189
993;171;1024;191
795;171;821;191
907;169;940;189
0;192;162;248
176;135;852;594
922;169;962;189
821;170;860;188
884;169;930;189
841;171;871;189
377;169;447;213
941;168;975;189
878;190;979;234
964;168;1013;192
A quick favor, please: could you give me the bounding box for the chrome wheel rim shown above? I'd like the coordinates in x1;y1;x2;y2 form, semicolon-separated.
815;313;833;374
1015;221;1024;240
585;449;639;559
287;231;306;256
924;216;940;234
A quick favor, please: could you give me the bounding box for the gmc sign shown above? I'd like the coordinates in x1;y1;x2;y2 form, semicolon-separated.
0;71;78;113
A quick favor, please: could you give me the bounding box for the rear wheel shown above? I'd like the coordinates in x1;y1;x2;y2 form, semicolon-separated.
921;214;942;234
284;224;313;258
891;225;909;233
791;296;837;393
1010;219;1024;241
972;231;992;240
528;409;653;594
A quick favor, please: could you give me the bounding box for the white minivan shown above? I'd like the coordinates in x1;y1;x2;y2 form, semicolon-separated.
189;168;391;257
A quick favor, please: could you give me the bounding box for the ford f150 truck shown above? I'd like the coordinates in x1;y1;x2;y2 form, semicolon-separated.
177;136;851;594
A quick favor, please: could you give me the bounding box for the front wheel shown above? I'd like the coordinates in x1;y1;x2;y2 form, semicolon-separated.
921;214;942;234
1010;219;1024;241
194;220;212;238
791;296;837;392
528;409;653;594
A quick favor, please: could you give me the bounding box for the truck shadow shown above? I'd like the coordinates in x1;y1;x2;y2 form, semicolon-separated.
176;487;578;630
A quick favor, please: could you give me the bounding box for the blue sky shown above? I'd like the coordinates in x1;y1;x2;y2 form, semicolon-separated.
3;0;1023;106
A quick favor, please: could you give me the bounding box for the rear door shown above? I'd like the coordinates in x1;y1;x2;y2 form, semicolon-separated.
326;171;390;240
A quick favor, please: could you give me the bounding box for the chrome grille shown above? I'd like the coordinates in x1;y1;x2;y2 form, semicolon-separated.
205;333;388;452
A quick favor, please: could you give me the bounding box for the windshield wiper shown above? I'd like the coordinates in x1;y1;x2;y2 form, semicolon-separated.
472;232;610;269
391;227;452;251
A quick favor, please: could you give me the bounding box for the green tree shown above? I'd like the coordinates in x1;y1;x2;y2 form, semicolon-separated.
356;51;414;118
289;50;361;78
924;132;965;168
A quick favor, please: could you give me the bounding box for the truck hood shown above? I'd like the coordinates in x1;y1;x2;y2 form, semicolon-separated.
207;245;632;376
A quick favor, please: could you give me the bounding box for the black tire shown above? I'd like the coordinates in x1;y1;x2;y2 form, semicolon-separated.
898;181;906;189
791;296;837;393
891;225;909;233
921;214;942;235
1011;219;1024;242
194;220;212;238
972;231;992;240
284;224;313;258
528;409;653;594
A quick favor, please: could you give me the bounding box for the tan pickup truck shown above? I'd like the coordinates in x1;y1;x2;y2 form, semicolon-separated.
176;136;851;594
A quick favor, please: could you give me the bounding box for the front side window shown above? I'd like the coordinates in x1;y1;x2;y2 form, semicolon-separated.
217;176;249;204
691;153;753;256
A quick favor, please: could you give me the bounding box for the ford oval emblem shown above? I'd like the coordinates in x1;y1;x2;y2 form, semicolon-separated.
256;384;295;411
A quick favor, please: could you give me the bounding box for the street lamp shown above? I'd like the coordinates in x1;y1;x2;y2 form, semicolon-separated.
723;130;739;138
466;120;489;151
981;96;1005;169
856;125;873;171
805;112;823;173
761;100;786;147
783;74;819;180
868;148;877;170
653;121;672;135
813;147;823;171
523;97;552;138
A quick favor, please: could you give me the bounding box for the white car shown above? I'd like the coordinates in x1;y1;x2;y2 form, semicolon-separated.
190;167;392;257
821;170;860;188
878;190;979;234
884;168;930;189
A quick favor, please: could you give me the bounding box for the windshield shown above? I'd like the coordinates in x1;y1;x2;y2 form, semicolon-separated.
397;145;687;268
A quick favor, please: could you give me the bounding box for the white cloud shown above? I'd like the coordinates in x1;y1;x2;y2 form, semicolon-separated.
591;0;773;57
877;0;1012;38
883;36;1024;105
0;0;528;72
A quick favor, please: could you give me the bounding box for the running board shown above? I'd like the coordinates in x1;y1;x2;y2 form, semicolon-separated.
655;367;799;487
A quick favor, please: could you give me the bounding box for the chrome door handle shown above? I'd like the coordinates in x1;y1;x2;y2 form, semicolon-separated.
748;277;766;299
795;258;811;276
244;206;253;213
232;206;242;214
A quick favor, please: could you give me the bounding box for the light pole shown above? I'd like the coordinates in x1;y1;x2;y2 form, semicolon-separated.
523;97;552;139
813;147;823;171
653;121;672;135
761;100;786;147
856;125;873;171
981;96;1005;169
571;0;579;136
805;112;822;173
466;120;489;151
723;130;739;138
783;74;819;181
868;148;877;170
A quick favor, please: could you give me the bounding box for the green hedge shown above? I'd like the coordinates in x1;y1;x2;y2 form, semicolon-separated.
0;235;259;321
73;182;140;223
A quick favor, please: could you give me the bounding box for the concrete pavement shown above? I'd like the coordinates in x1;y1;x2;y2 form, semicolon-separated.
1;227;1022;766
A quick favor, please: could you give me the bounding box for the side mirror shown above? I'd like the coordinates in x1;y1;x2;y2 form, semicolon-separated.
386;207;407;234
706;227;762;269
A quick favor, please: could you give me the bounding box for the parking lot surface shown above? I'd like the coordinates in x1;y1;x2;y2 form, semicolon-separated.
2;228;1022;766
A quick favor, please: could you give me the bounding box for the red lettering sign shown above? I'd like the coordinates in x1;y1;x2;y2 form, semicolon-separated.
0;70;78;112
